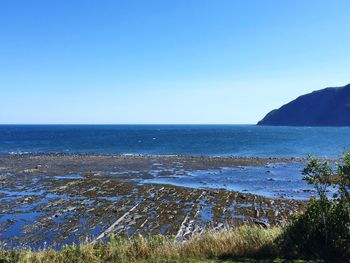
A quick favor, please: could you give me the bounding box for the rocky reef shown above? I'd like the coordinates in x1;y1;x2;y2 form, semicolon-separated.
0;154;306;249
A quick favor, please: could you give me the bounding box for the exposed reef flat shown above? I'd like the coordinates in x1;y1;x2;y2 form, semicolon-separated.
0;154;306;249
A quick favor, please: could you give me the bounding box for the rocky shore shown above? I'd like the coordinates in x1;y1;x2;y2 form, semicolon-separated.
0;154;306;249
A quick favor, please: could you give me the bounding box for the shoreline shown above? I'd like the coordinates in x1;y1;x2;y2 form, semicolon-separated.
0;154;308;249
1;151;334;161
1;152;309;161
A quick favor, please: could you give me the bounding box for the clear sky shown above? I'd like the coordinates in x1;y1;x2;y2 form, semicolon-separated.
1;0;350;124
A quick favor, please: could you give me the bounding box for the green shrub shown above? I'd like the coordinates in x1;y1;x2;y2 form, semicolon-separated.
281;152;350;261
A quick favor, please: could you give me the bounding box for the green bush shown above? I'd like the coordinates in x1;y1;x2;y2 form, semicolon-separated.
281;152;350;261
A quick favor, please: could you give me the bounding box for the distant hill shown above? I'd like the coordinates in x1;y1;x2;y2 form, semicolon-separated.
257;83;350;126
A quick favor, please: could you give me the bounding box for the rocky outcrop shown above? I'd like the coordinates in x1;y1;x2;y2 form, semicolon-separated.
258;83;350;126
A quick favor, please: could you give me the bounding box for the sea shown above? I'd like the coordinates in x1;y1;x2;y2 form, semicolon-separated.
0;124;349;157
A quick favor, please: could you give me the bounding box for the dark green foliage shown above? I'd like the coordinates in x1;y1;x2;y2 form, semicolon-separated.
281;152;350;261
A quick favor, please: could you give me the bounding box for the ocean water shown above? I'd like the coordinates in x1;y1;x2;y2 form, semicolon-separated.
0;125;350;157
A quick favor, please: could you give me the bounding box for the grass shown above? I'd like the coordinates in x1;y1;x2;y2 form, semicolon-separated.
0;226;321;263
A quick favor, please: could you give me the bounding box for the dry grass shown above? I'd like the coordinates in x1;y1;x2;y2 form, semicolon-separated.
0;226;315;263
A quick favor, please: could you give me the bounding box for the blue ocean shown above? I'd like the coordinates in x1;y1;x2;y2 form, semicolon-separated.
1;125;350;158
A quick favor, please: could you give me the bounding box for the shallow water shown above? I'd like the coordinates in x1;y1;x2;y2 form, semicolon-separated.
141;162;320;200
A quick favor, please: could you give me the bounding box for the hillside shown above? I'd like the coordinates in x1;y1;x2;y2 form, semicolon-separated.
258;83;350;126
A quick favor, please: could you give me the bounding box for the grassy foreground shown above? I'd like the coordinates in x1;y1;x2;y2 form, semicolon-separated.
0;226;319;263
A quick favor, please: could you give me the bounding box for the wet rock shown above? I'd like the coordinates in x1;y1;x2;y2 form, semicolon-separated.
0;154;306;249
274;209;279;217
238;194;247;199
23;169;39;173
7;218;16;224
252;218;270;228
22;196;33;203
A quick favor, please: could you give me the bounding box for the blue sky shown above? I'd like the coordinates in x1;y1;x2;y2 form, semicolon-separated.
1;0;350;124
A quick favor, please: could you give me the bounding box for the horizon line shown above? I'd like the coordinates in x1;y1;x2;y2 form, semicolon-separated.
0;123;256;126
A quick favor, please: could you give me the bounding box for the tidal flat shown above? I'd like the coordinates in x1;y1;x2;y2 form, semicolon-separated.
0;154;308;249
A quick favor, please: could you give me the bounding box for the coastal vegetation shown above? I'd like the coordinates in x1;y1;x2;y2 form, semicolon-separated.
0;153;349;262
280;152;350;261
0;226;305;263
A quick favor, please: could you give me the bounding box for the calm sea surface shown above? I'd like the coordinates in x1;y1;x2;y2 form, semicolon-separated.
0;125;350;157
